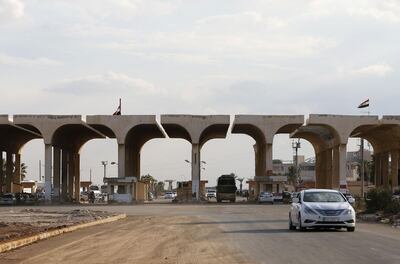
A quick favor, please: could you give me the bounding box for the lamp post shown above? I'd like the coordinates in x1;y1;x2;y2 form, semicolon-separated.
101;161;108;182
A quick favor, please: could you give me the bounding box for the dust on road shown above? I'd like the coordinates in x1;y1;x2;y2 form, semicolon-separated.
0;215;251;264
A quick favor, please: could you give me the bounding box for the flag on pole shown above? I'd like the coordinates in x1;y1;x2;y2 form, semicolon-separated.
113;99;122;115
358;99;369;109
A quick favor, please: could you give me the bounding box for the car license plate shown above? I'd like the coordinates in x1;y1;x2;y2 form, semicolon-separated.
323;217;340;222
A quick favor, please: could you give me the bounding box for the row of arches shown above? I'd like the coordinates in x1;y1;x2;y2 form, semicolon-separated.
0;114;399;202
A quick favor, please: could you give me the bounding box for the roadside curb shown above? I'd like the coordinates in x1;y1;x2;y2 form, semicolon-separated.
0;213;127;254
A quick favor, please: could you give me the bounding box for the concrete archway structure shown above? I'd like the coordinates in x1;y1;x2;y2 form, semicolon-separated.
86;115;165;180
160;115;230;199
0;115;41;194
231;115;304;196
0;113;398;203
13;115;106;202
352;116;400;191
306;114;380;190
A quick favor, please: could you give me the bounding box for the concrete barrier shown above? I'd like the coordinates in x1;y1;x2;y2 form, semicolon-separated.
0;214;127;254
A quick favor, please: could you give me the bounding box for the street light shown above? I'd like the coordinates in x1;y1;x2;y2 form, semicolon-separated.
184;159;206;170
101;161;108;182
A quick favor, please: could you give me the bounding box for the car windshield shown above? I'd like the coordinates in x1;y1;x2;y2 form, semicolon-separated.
303;192;346;203
260;192;270;196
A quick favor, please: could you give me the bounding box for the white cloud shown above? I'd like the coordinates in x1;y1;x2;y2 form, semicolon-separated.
196;11;287;31
0;0;24;23
307;0;400;23
352;64;394;77
47;72;161;96
0;53;61;67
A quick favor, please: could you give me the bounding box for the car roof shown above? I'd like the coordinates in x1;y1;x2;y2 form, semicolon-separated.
302;189;339;193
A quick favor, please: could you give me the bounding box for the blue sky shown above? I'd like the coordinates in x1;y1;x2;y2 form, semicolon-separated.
1;0;398;186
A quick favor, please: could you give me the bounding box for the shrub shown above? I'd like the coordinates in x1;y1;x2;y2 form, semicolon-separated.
384;199;400;215
365;188;392;213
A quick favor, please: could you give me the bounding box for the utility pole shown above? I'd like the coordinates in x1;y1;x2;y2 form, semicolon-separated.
292;139;301;187
39;160;41;182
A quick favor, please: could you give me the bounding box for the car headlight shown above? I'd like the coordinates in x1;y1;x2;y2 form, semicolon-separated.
304;205;317;215
344;208;355;215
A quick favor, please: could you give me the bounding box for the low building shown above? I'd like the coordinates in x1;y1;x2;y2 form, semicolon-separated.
103;177;150;203
176;180;208;201
247;176;287;199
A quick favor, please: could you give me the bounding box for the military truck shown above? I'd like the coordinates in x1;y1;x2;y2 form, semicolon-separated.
216;175;237;203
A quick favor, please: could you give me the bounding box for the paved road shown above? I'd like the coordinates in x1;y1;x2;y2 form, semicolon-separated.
1;204;399;264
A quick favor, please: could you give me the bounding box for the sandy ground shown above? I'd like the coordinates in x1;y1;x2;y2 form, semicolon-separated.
1;215;250;264
0;209;117;242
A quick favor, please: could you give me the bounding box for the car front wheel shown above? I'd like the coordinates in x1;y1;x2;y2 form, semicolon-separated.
298;214;306;231
347;227;355;232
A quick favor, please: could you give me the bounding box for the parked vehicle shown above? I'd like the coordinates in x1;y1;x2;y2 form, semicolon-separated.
273;192;283;202
148;192;154;201
216;175;237;203
80;191;89;202
289;189;356;232
258;192;274;204
0;193;17;205
23;193;37;205
164;191;175;199
206;189;217;199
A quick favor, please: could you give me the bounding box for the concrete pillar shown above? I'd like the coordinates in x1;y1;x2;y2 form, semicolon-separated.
44;144;53;202
315;152;323;188
254;144;265;176
0;154;3;195
332;147;340;189
382;152;389;188
325;149;333;189
5;152;13;193
375;153;382;186
332;144;347;190
391;150;399;192
14;153;21;192
61;149;68;201
135;151;141;177
53;147;61;201
266;143;273;176
68;152;74;201
192;144;201;200
118;144;126;178
74;153;80;202
338;144;347;189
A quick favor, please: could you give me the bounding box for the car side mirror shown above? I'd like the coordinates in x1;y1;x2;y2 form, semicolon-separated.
348;197;355;204
292;197;299;203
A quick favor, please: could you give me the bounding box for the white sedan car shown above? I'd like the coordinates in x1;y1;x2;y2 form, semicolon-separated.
258;192;274;204
289;189;356;232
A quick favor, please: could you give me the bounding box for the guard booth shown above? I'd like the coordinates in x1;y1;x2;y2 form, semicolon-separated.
103;177;149;203
103;177;137;203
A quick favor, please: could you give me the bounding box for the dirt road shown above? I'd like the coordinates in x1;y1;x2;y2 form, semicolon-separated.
1;204;400;264
0;215;249;264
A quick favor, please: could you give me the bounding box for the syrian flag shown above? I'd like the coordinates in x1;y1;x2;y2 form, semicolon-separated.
358;99;369;109
113;99;122;115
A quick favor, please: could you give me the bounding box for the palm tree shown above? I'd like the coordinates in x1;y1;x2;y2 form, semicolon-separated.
2;159;28;181
20;163;27;181
236;177;244;195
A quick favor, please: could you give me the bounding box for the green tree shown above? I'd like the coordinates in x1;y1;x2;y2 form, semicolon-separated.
2;159;27;181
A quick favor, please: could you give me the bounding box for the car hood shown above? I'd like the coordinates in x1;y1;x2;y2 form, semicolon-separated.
304;202;350;210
